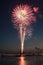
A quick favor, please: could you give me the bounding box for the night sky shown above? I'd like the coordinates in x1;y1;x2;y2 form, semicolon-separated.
0;0;43;51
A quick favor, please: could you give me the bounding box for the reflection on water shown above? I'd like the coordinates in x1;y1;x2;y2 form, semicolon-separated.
18;56;43;65
18;56;27;65
0;56;43;65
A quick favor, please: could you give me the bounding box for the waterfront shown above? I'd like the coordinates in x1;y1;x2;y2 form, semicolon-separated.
0;56;43;65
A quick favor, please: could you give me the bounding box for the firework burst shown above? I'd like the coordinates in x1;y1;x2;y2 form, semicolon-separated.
12;4;36;26
11;4;36;53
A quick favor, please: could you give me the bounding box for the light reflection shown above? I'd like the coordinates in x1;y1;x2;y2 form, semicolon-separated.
18;56;27;65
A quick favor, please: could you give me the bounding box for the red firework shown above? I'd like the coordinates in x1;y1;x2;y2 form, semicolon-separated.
12;4;36;26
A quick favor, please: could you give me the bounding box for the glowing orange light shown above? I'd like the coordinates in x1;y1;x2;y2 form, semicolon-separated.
19;57;26;65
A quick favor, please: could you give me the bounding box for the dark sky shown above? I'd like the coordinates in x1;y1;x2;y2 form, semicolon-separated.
0;0;43;51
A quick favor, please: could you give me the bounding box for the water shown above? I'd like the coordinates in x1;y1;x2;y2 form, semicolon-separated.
0;56;43;65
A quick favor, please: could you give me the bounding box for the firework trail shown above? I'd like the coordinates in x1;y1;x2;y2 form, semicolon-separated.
21;28;26;53
12;4;36;53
